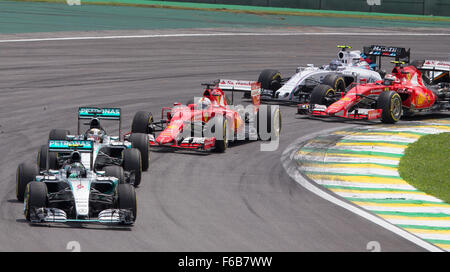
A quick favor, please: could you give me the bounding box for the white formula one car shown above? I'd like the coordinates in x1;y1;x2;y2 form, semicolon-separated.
219;45;410;104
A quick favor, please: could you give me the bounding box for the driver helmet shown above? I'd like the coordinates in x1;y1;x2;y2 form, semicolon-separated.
66;162;86;179
383;74;400;86
329;59;341;71
198;97;212;110
89;118;101;129
85;128;105;142
210;88;224;105
65;152;86;178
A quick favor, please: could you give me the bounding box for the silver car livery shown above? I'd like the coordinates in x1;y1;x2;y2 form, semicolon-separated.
18;140;137;225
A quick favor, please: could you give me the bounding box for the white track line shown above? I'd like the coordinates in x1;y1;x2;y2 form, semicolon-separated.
361;205;450;214
334;192;441;202
300;166;400;176
296;155;400;166
1;32;450;43
314;179;417;190
281;126;443;252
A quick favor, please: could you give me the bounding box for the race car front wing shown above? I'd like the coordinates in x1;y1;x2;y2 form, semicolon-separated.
148;134;216;152
28;207;135;225
297;103;382;120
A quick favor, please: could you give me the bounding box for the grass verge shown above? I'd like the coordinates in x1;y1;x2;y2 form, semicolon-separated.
399;132;450;203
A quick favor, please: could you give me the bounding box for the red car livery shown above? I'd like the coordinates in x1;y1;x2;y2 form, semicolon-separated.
298;60;450;123
127;81;281;152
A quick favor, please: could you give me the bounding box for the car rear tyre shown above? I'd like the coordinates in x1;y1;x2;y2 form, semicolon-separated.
117;183;137;223
129;133;149;171
49;129;69;140
257;69;282;98
24;182;48;221
377;91;403;124
16;162;39;201
122;148;142;187
37;145;58;170
309;84;336;106
322;74;346;93
104;165;125;184
131;111;153;134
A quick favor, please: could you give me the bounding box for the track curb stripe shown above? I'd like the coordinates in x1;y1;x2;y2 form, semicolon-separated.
294;120;450;251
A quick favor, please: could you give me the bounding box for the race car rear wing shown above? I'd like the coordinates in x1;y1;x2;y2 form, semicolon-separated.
414;59;450;84
362;45;410;70
216;79;261;106
77;107;122;136
47;140;94;170
48;140;93;152
416;60;450;72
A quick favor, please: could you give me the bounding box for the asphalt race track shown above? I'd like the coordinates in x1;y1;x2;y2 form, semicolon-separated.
1;28;449;251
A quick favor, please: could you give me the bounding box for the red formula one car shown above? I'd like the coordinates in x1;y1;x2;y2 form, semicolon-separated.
127;81;282;152
297;60;450;123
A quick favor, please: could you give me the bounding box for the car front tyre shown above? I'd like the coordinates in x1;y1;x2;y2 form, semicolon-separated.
16;163;39;201
378;91;403;124
117;184;137;223
24;182;48;221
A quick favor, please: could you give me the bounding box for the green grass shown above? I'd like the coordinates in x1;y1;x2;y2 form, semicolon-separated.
399;132;450;204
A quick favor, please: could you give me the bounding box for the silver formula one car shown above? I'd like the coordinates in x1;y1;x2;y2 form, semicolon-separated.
18;140;136;225
219;45;411;105
39;107;149;187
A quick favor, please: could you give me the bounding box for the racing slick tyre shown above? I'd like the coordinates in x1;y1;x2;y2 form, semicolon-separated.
322;74;346;94
131;111;153;134
309;84;336;106
204;115;229;153
211;116;228;153
16;162;39;201
377;91;403;124
122;148;142;187
257;69;282;98
117;183;137;223
257;105;282;141
24;181;48;221
37;145;58;170
129;133;149;171
104;165;125;184
49;129;69;140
